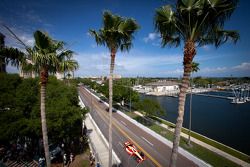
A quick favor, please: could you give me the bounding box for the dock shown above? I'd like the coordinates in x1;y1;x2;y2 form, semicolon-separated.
194;93;234;100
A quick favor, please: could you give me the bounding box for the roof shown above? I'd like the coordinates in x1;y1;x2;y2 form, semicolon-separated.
146;81;180;86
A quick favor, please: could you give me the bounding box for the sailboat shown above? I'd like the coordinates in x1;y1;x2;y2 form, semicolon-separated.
231;87;245;104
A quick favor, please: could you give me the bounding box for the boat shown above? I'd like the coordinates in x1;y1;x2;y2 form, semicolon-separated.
231;98;245;104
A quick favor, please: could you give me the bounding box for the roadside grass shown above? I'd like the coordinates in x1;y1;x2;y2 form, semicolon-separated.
124;111;243;167
69;148;91;167
150;115;250;163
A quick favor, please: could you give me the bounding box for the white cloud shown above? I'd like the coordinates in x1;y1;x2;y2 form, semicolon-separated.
19;34;34;47
0;26;34;49
164;69;183;75
143;32;160;43
74;52;110;77
201;67;228;73
201;45;210;51
232;62;250;71
74;50;182;77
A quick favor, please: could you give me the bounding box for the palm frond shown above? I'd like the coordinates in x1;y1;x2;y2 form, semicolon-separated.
155;5;182;47
90;11;139;53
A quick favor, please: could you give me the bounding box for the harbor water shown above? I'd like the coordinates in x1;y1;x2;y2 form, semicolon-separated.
141;92;250;155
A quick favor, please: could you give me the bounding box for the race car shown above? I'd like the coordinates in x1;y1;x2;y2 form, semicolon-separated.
124;141;145;163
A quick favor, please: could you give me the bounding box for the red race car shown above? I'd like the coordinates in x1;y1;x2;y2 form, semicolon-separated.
124;141;145;163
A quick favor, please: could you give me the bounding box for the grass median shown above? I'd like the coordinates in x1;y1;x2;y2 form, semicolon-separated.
150;115;250;163
125;111;243;167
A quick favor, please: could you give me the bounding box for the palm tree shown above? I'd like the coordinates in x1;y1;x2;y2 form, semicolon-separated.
0;32;25;73
57;46;79;81
155;1;239;166
3;26;78;167
89;11;139;167
188;62;199;146
31;31;61;167
0;47;25;73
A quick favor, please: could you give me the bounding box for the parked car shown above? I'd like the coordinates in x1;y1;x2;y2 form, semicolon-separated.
49;144;61;161
105;107;116;112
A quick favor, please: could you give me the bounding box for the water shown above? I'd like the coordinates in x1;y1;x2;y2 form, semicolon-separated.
141;92;250;155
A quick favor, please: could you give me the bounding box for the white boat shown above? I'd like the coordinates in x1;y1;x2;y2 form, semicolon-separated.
231;98;245;104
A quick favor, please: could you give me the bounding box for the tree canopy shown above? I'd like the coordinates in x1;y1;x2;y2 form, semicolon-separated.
0;73;87;143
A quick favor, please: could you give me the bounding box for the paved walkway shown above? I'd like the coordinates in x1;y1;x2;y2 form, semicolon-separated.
85;113;109;167
134;111;250;167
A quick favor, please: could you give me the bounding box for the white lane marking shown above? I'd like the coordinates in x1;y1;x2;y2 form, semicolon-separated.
118;142;123;148
121;121;127;126
141;137;154;146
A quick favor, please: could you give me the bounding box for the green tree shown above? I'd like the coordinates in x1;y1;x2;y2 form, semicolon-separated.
0;74;87;154
136;98;164;117
89;11;139;166
155;1;239;166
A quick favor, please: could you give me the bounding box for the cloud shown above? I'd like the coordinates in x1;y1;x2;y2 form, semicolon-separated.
143;32;160;43
0;26;34;49
157;62;250;77
164;69;183;75
201;67;228;73
201;45;210;51
74;52;110;77
232;62;250;71
74;50;182;77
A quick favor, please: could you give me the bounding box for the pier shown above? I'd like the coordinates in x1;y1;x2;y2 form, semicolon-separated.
194;93;234;100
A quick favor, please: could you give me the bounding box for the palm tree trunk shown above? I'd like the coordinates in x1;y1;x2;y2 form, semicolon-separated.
0;33;6;73
108;51;115;167
170;40;196;167
0;60;6;73
40;68;51;167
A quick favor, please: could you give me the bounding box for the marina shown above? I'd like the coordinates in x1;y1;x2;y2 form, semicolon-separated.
134;82;250;104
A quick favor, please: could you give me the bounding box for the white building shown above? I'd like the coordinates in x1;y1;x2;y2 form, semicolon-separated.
145;81;180;96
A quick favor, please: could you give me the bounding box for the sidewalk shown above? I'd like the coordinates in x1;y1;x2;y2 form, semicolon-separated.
85;113;109;166
134;111;250;167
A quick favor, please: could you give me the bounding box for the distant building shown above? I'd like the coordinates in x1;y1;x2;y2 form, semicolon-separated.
19;59;67;80
19;59;36;78
107;74;122;80
146;81;180;92
133;80;180;96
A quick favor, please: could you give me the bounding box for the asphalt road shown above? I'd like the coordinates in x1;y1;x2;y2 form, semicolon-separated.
79;86;198;167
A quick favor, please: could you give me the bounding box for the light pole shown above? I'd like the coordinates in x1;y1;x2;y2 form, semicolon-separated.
188;77;193;146
129;86;131;112
188;62;199;146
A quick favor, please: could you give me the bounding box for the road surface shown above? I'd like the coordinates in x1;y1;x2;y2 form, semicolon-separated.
79;86;198;167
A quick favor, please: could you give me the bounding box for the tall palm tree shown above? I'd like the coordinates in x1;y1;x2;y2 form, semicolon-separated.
89;11;139;167
31;31;60;167
155;1;239;166
188;61;199;146
4;26;78;167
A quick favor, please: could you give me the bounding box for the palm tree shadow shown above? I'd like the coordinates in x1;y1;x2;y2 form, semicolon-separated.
134;116;154;127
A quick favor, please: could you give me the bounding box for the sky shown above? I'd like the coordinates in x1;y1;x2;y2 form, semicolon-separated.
0;0;250;77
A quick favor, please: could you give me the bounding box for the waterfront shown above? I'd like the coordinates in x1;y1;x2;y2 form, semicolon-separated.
141;92;250;155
